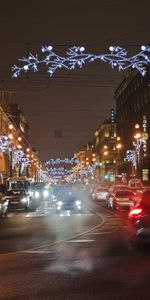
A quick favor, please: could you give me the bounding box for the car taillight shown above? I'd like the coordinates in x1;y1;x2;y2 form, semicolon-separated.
116;197;120;203
128;207;143;218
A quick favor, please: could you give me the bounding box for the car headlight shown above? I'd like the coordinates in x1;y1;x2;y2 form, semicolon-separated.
35;191;40;198
76;200;81;206
57;201;63;206
43;190;49;198
21;198;27;203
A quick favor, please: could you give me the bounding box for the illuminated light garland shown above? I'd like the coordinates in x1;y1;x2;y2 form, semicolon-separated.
12;149;31;166
133;138;145;162
45;162;96;179
124;150;136;168
79;164;96;175
12;45;150;78
46;167;73;175
39;170;50;181
0;136;12;152
45;158;79;166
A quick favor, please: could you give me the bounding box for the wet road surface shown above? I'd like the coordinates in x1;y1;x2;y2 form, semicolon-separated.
0;199;150;299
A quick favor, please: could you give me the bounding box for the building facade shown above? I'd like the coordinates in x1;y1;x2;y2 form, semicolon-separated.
0;91;42;184
114;67;150;181
75;109;121;183
92;114;118;182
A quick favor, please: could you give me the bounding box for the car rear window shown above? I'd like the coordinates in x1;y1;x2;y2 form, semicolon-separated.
116;191;134;197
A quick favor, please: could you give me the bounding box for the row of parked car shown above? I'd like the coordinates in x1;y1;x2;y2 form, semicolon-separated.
91;180;150;247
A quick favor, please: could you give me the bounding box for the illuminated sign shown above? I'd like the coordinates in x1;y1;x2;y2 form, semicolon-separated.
142;116;148;157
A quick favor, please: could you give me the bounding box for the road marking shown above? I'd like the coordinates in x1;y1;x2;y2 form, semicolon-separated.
66;239;95;243
26;211;93;218
21;211;105;254
0;208;106;257
85;232;112;235
25;213;49;217
25;250;52;254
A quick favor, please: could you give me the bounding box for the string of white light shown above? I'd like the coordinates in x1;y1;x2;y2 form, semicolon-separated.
0;136;30;166
0;136;12;152
45;158;79;165
124;150;136;168
12;45;150;78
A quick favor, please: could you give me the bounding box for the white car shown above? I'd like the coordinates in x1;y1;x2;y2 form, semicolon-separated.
92;187;108;200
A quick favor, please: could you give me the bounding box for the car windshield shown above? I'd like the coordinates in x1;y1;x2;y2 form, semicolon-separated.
6;190;26;196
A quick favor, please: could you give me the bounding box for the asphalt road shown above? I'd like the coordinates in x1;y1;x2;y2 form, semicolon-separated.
0;199;150;300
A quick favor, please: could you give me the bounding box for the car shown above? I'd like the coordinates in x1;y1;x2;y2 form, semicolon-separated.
127;189;150;246
31;184;50;203
91;186;108;200
112;190;135;211
128;178;143;190
0;193;8;217
106;184;131;208
4;189;30;211
55;187;82;213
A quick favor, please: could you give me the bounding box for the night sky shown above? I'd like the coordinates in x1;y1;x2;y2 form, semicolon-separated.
0;0;150;163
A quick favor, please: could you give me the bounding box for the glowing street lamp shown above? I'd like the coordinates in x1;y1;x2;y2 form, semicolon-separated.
116;141;122;175
133;124;143;177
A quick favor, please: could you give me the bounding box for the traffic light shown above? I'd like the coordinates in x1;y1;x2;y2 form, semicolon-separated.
96;161;103;167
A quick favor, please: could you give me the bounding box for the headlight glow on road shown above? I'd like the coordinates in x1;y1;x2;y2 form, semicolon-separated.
76;200;81;206
35;191;40;198
21;198;27;203
57;201;63;206
43;190;49;198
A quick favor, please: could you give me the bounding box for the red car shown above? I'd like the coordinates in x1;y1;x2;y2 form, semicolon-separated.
127;189;150;247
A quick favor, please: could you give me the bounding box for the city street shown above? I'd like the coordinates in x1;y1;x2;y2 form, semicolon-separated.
1;197;150;300
0;1;150;300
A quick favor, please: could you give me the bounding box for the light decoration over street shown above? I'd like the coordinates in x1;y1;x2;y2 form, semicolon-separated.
39;169;50;181
44;157;97;180
46;167;73;176
79;164;96;175
45;158;79;166
12;45;150;78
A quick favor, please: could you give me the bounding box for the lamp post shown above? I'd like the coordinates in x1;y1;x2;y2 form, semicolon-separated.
133;124;142;178
103;146;108;180
116;137;122;175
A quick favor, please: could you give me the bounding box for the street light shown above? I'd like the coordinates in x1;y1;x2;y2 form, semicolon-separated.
133;124;142;178
103;149;108;179
116;138;122;175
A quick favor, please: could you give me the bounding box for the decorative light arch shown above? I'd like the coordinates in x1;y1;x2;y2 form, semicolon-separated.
12;45;150;78
45;158;79;166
